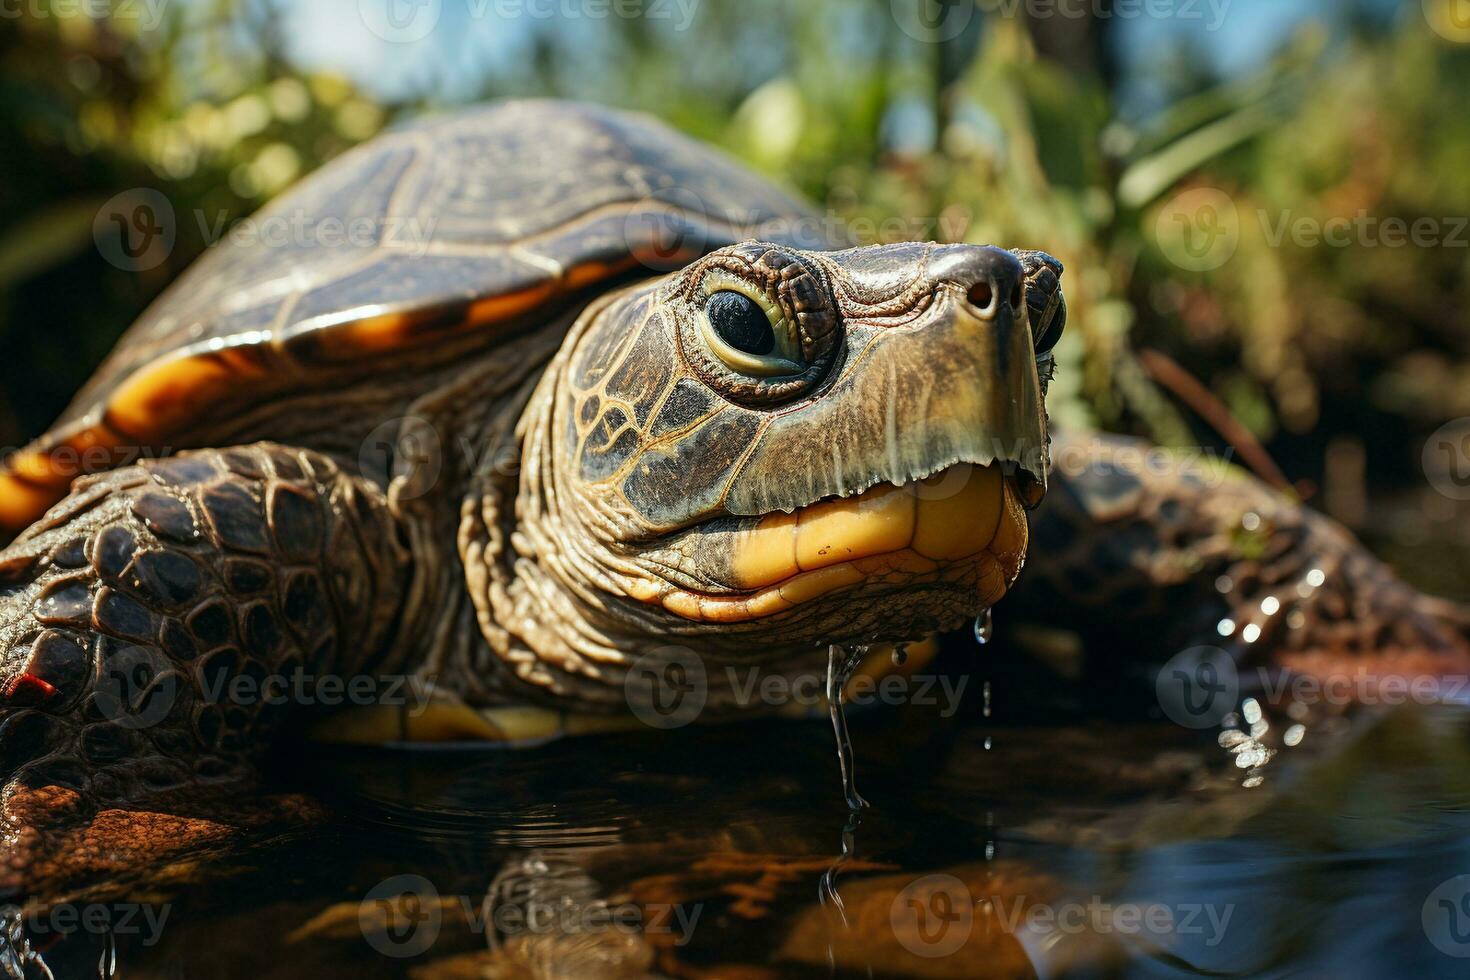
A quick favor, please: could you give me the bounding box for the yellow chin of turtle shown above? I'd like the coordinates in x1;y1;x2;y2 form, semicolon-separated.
645;463;1029;624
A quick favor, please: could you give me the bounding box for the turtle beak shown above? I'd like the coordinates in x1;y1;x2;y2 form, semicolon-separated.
721;243;1049;518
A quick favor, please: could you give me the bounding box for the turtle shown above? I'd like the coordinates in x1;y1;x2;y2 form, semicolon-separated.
0;99;1466;896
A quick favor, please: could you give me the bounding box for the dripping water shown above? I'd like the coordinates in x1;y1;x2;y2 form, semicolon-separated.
973;608;994;645
826;643;870;812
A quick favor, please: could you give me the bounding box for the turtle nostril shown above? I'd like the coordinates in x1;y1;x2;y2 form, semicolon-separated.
1010;280;1023;312
967;281;994;312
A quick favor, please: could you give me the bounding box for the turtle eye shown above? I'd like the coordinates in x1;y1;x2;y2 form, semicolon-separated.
708;292;775;356
697;278;804;378
678;249;838;408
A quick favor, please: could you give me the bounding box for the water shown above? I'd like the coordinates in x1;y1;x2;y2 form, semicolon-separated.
826;643;870;812
974;610;994;645
9;636;1470;978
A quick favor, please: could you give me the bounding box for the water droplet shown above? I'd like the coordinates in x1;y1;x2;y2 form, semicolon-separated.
983;736;993;750
982;680;992;718
973;609;994;645
891;643;909;667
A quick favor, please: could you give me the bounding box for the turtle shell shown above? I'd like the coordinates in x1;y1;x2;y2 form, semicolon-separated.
0;100;834;534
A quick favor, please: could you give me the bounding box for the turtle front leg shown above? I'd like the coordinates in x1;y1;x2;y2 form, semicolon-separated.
0;443;412;894
1013;432;1470;690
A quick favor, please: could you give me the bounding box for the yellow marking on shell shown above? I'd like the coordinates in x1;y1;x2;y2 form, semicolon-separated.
340;311;413;351
0;255;656;538
108;350;267;438
565;257;637;291
0;421;150;534
911;463;1003;561
7;451;57;486
466;282;558;330
0;473;62;533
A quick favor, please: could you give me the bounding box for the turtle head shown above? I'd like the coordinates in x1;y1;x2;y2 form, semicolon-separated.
508;241;1064;702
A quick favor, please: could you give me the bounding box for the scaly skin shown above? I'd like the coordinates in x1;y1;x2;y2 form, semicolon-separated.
0;444;411;894
1017;431;1470;682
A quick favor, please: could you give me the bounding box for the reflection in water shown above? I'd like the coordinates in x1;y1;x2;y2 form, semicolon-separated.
817;809;863;974
10;642;1470;977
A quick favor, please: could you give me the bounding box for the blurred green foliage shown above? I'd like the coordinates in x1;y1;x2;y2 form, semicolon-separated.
1;0;1467;507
